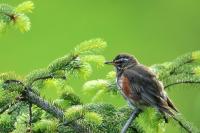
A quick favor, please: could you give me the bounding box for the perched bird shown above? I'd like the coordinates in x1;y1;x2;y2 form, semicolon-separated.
105;53;178;118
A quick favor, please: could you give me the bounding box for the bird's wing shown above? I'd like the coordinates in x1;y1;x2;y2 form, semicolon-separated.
123;67;178;115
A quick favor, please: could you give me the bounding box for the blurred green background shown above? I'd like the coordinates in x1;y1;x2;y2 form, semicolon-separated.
0;0;200;132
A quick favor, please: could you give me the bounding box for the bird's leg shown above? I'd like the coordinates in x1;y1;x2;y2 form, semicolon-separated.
121;108;142;133
159;111;169;123
163;116;168;123
163;114;169;123
159;110;169;123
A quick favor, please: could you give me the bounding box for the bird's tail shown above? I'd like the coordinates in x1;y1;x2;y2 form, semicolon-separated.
166;97;179;112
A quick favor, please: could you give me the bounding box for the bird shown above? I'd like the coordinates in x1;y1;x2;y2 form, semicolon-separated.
105;53;179;120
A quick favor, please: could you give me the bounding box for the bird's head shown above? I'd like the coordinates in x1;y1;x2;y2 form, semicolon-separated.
105;53;139;71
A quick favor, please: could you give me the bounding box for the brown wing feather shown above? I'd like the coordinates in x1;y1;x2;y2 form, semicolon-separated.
167;97;179;112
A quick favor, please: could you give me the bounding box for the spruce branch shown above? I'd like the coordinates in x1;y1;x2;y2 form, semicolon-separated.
25;69;66;88
22;88;89;132
164;80;200;89
0;96;22;114
15;1;34;13
28;103;32;132
121;108;141;133
0;1;34;32
0;37;199;132
0;39;107;133
23;89;65;120
48;38;106;79
6;101;23;115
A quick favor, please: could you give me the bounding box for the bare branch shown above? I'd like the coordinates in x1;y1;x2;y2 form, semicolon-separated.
29;103;32;132
23;89;86;132
0;95;23;114
164;81;200;89
121;108;141;133
4;79;25;86
0;100;19;114
173;116;194;133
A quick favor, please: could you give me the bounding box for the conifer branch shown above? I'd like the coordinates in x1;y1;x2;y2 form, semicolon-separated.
7;101;23;115
173;114;200;133
0;37;199;132
0;38;107;133
0;1;34;32
1;2;199;132
28;74;66;87
174;117;193;133
164;80;200;89
2;79;87;132
28;103;32;132
0;99;20;114
121;108;141;133
24;89;65;121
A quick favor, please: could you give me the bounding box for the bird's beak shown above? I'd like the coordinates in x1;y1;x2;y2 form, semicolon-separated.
104;61;115;65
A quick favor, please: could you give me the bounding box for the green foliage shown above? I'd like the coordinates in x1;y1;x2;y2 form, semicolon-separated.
48;38;106;79
0;73;24;110
135;108;165;133
0;36;199;133
65;105;85;121
0;72;20;81
0;1;34;32
0;38;108;133
15;1;34;13
0;114;13;133
64;104;103;130
14;13;31;32
60;91;81;106
0;89;19;107
83;71;118;102
151;51;200;84
173;114;200;133
81;55;105;68
23;38;107;93
33;119;58;133
25;69;51;86
84;112;103;126
84;103;120;132
1;0;199;132
81;104;136;133
73;38;107;55
12;113;29;133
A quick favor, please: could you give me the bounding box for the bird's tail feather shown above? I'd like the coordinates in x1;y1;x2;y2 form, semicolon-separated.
159;105;176;116
166;97;179;112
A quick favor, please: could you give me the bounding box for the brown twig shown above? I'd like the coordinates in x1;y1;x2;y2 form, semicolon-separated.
29;103;32;133
164;81;200;89
121;108;141;133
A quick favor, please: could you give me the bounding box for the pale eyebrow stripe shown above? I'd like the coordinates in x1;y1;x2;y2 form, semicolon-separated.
116;58;129;62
